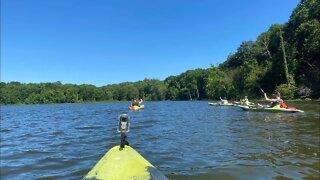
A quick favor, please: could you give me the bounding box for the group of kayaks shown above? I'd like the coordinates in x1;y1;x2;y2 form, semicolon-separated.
209;102;304;113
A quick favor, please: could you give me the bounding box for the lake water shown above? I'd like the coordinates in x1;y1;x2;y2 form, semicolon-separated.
1;101;319;179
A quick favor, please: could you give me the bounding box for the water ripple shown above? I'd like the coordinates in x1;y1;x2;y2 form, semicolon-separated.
0;101;319;179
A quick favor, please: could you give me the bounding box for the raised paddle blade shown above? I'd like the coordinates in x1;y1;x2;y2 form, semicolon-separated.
255;83;265;94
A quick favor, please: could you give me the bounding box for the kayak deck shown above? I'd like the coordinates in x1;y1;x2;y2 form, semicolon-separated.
208;102;235;106
84;145;167;180
129;104;145;110
238;105;304;113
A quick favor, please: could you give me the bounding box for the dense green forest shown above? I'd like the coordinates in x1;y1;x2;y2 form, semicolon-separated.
1;0;319;105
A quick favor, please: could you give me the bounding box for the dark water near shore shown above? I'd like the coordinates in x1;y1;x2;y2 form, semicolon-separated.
1;101;319;179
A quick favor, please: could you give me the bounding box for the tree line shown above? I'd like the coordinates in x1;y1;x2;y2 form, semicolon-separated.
0;80;167;104
1;0;319;105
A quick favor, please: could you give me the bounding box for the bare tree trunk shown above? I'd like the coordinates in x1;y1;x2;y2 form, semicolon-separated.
196;87;199;100
262;35;272;60
279;28;290;87
187;89;192;100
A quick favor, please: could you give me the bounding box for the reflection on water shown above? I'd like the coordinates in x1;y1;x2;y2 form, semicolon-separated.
1;101;319;179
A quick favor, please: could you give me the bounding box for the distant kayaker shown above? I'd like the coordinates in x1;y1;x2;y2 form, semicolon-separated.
138;99;143;105
264;92;284;107
219;97;228;105
241;96;250;105
131;99;140;107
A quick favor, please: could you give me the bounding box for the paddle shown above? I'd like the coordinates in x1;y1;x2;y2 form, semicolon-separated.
255;83;265;94
222;85;227;98
254;83;267;108
259;87;265;94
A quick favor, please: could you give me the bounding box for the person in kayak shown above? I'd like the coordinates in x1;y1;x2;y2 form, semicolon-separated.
131;99;140;107
219;97;229;105
138;99;143;105
240;96;251;105
264;92;284;107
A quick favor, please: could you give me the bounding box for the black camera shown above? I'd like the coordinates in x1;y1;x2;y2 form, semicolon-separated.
117;114;130;133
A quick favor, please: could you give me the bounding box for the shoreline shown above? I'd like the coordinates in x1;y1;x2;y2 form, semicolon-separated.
1;99;319;106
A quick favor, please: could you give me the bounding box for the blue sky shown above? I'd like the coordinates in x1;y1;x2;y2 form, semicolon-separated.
1;0;300;87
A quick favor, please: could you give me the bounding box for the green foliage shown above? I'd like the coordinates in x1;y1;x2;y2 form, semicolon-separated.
286;0;320;98
217;0;319;99
276;75;297;99
0;79;169;104
205;67;233;99
164;76;180;100
241;60;267;97
276;84;297;100
164;68;208;100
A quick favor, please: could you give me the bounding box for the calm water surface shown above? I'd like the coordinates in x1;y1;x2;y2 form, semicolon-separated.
1;101;319;179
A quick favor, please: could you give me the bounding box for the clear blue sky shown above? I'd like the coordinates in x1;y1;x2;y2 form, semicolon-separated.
1;0;300;87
